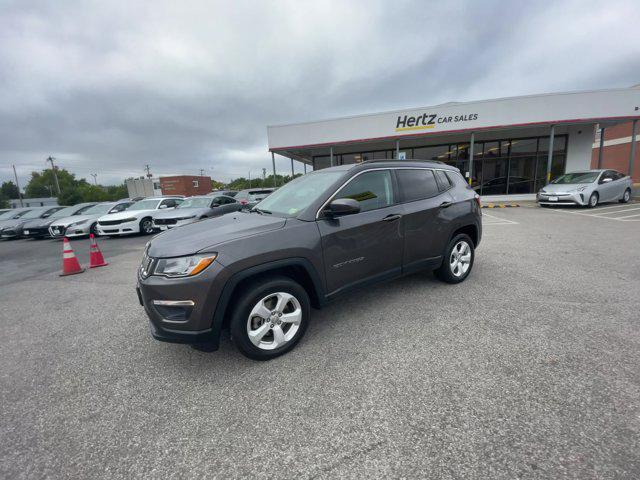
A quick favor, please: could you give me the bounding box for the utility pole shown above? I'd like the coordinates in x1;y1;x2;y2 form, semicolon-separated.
144;164;152;178
12;164;23;207
199;168;205;177
46;156;61;196
262;168;266;182
248;170;252;188
90;173;98;185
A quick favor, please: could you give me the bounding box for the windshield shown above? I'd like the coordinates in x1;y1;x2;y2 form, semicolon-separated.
83;203;115;215
21;209;49;219
178;197;211;209
552;172;599;184
128;199;160;211
0;209;28;219
254;171;344;217
50;206;78;218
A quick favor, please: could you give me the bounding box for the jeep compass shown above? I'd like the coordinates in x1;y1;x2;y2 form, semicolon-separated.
137;160;482;360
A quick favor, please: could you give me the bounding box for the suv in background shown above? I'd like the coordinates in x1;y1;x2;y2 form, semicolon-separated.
234;188;276;209
137;161;481;360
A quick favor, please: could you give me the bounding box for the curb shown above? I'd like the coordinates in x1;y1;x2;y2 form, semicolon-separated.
482;203;520;209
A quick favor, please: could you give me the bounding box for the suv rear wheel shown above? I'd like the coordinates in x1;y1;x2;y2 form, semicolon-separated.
230;276;310;360
435;233;475;284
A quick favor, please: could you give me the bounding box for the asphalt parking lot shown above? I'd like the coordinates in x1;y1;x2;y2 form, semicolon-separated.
1;203;639;479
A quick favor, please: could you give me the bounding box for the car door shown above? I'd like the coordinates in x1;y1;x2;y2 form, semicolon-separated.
317;169;404;296
397;168;454;274
210;196;233;215
598;170;618;202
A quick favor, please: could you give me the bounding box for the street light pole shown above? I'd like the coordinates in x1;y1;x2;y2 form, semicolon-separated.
90;173;98;185
12;164;23;207
46;156;61;195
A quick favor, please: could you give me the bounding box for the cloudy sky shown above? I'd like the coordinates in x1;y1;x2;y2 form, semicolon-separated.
1;0;639;186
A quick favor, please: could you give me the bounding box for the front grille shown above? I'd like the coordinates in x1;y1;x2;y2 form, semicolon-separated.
25;227;48;235
154;218;177;225
98;219;124;226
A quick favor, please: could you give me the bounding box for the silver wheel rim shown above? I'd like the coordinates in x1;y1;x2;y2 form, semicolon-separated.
450;241;471;278
246;292;302;350
142;220;152;233
624;190;630;201
590;195;597;207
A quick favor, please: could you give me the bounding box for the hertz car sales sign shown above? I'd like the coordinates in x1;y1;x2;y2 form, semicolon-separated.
395;112;479;133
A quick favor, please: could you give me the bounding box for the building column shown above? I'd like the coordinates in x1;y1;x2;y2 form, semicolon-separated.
290;158;294;177
629;119;638;179
597;126;605;168
546;125;556;183
304;163;307;174
271;152;277;188
468;132;475;185
330;147;334;167
395;140;400;159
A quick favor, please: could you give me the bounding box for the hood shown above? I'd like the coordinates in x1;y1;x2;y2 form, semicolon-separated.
540;183;592;193
154;207;209;220
148;211;286;257
23;217;56;229
1;219;26;229
50;213;99;227
98;209;154;221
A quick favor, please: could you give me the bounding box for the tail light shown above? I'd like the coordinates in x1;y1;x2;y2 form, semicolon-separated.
240;200;248;205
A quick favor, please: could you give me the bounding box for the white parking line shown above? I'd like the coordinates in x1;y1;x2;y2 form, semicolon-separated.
483;213;518;225
541;202;640;221
617;212;640;220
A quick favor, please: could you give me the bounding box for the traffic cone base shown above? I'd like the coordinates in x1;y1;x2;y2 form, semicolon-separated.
89;233;108;268
60;237;85;276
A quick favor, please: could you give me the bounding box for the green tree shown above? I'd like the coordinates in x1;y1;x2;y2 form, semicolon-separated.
25;168;78;198
0;181;20;208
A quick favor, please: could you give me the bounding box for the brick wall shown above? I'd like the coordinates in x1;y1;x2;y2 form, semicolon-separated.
159;176;212;196
591;121;639;182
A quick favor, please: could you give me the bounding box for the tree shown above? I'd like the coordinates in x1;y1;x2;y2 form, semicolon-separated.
0;181;20;208
25;168;78;198
211;179;226;190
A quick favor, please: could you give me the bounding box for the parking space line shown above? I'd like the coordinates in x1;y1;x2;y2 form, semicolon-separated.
592;206;640;216
542;204;640;221
483;213;518;225
617;212;640;220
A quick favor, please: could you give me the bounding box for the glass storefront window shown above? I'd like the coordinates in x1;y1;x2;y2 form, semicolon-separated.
412;145;450;161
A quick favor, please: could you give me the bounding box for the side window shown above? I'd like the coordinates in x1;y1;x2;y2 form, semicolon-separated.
396;169;439;202
614;171;624;180
336;170;394;212
600;171;614;183
434;170;452;192
212;196;225;205
160;199;176;208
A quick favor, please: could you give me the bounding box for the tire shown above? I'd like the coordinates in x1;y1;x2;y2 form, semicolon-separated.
435;234;475;284
229;276;310;360
620;188;631;204
139;217;154;235
89;222;98;236
587;192;599;208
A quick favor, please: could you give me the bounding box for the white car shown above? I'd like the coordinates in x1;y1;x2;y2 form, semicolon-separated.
48;200;134;238
96;197;183;236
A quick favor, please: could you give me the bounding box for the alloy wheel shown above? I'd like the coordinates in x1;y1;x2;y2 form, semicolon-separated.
142;220;153;234
449;241;472;278
246;292;302;350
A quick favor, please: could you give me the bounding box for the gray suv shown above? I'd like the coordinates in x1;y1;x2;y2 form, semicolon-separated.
137;161;482;360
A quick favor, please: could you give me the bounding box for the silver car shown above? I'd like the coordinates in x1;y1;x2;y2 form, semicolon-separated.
537;169;633;207
153;195;241;231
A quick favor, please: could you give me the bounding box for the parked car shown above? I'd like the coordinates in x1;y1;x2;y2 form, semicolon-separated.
153;195;241;231
0;208;35;230
210;190;238;198
96;197;184;236
137;160;482;360
234;188;276;209
0;206;65;239
537;169;633;207
22;203;95;239
48;200;133;238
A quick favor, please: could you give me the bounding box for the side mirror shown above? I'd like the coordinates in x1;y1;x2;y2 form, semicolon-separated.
327;198;360;217
602;177;613;183
211;203;220;208
159;204;168;209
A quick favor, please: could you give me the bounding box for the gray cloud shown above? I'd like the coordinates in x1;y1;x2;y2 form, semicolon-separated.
1;0;639;186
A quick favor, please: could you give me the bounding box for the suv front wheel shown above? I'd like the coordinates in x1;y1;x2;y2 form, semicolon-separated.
230;276;310;360
435;234;475;284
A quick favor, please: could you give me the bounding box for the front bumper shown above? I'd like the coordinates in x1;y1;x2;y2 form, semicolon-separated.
136;259;230;348
23;226;51;238
97;220;139;236
537;192;586;206
0;227;22;238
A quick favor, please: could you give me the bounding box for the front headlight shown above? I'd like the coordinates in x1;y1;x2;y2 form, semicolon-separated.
153;253;217;278
575;186;587;192
68;219;88;227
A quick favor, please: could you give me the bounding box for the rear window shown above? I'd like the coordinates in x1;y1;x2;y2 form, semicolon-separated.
396;169;439;202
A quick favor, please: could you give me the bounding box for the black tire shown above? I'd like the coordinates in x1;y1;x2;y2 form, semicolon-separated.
229;276;310;360
435;233;475;284
89;222;98;236
620;188;631;204
139;217;154;235
587;192;598;208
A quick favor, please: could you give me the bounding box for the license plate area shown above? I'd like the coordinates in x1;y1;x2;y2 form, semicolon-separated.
548;196;558;201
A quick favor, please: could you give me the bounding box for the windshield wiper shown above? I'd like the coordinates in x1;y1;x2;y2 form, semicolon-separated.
252;207;272;215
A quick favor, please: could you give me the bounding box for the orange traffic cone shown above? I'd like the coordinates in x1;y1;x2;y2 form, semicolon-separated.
60;237;85;276
89;234;108;268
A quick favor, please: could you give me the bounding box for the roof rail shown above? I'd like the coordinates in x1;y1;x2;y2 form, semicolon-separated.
360;158;445;165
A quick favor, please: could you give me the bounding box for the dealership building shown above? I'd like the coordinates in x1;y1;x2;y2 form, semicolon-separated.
267;86;639;196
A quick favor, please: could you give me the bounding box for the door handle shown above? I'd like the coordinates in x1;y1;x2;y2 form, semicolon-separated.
382;214;402;222
439;201;453;208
